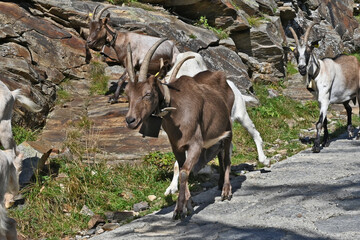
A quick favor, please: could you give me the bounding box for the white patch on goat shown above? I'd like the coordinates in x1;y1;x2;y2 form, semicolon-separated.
164;52;269;195
0;150;22;239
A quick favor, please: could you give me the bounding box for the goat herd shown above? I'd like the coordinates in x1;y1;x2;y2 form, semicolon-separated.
1;4;360;239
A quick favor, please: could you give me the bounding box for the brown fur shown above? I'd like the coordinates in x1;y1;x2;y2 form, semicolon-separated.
125;70;234;219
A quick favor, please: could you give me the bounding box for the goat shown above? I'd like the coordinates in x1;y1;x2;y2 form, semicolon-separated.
125;39;234;219
0;150;22;240
289;23;360;153
161;52;269;196
0;81;41;153
86;5;179;103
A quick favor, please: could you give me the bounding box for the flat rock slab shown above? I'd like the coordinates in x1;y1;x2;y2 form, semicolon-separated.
36;79;171;162
90;133;360;240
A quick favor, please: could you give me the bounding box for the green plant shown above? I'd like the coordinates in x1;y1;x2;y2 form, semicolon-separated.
246;16;262;27
355;15;360;24
9;156;177;239
189;34;197;39
230;82;320;166
89;61;110;95
286;62;298;76
12;125;39;144
195;16;229;39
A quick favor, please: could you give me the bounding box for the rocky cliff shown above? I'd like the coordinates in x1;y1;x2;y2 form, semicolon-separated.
0;0;359;128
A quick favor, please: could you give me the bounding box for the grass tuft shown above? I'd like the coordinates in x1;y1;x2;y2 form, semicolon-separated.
195;16;229;39
89;61;110;95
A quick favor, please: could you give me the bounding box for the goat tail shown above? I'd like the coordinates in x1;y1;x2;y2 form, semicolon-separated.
12;89;42;112
203;131;231;149
0;203;8;236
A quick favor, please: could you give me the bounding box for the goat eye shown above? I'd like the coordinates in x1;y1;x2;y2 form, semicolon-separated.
143;92;151;99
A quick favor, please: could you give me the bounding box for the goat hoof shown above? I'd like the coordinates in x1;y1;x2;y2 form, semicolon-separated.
312;145;321;153
172;210;186;220
221;193;232;201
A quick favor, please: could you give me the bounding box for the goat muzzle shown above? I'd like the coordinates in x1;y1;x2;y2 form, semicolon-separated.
298;65;307;76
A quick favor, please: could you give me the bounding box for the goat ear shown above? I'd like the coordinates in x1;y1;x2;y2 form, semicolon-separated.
283;46;294;53
310;40;320;49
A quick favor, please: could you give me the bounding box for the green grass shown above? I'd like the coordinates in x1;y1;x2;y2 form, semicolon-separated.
9;157;177;239
286;62;298;76
12;126;39;144
247;16;262;27
231;82;319;165
195;16;229;39
89;61;110;95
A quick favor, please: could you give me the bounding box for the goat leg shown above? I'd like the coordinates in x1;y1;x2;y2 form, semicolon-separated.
221;139;232;201
173;170;190;220
312;113;324;153
322;117;330;147
108;71;127;104
343;101;354;138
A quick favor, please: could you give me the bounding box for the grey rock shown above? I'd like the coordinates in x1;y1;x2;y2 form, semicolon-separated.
80;205;94;217
133;201;149;212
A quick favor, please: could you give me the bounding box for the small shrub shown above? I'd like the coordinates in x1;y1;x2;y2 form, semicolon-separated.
195;16;229;39
247;16;262;27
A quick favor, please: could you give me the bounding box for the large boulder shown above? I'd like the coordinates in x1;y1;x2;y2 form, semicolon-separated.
232;16;286;76
0;2;90;127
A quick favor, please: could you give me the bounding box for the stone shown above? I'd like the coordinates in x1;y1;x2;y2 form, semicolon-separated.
88;215;105;229
80;205;94;217
147;195;157;202
105;211;137;222
133;201;149;212
102;223;120;231
17;142;52;187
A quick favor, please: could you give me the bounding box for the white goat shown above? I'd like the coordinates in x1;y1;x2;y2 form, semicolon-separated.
0;150;22;240
0;81;41;153
163;52;268;196
289;23;360;153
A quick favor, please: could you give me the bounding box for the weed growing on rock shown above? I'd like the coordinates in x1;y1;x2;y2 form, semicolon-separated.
90;61;110;95
195;16;229;39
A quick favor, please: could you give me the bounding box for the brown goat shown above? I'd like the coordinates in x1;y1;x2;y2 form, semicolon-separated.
124;39;234;219
86;5;179;103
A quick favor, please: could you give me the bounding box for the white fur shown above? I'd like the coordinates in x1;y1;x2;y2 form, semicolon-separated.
0;150;22;240
0;81;41;153
164;52;268;196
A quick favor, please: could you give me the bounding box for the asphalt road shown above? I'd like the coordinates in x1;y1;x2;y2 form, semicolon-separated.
91;132;360;240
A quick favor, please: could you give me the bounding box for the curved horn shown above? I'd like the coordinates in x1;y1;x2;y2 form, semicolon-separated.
96;6;116;21
138;38;168;82
92;5;100;21
289;27;300;46
169;56;195;83
126;43;136;83
304;22;316;45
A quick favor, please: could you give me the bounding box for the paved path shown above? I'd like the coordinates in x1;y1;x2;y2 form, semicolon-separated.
91;132;360;240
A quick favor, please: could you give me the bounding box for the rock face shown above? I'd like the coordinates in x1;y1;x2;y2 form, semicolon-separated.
0;0;359;157
0;1;89;127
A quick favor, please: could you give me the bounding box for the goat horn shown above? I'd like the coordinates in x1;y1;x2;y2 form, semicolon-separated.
304;22;316;45
91;5;100;21
138;38;168;82
289;27;300;46
169;56;195;83
96;6;116;21
126;43;136;83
